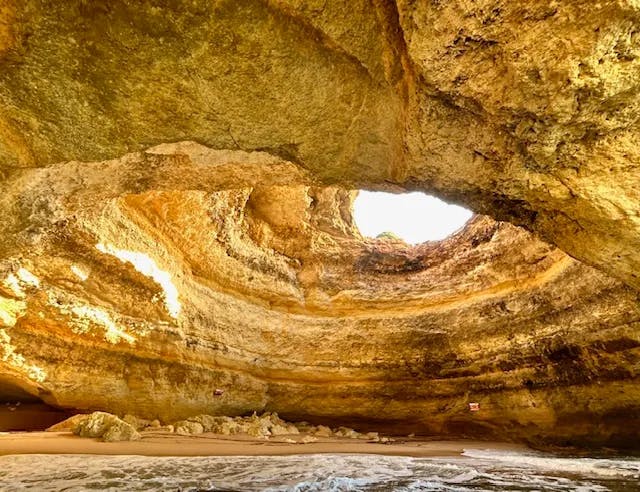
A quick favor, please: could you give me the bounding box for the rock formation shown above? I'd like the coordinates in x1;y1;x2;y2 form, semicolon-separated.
0;1;639;449
52;410;377;443
72;412;141;442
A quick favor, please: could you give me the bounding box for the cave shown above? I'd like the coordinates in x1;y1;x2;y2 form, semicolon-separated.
1;178;638;448
0;0;639;455
0;376;73;431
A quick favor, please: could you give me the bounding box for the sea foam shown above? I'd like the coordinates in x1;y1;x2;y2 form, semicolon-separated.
0;451;638;491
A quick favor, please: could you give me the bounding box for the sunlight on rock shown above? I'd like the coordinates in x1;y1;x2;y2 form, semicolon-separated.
2;268;40;299
45;291;137;345
16;268;40;288
0;328;47;383
0;297;26;327
70;264;89;281
2;274;25;298
69;305;136;345
96;243;181;318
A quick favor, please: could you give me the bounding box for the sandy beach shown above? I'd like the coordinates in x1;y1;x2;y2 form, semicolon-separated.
0;431;526;458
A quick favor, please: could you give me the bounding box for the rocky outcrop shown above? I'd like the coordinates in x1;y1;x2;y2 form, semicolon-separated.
63;412;140;442
173;413;301;438
46;413;87;433
0;1;639;449
54;410;379;443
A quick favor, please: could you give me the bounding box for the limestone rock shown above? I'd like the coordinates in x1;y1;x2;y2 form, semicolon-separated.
269;424;293;437
1;187;638;449
334;427;361;439
167;412;301;438
145;425;175;434
46;414;88;432
102;422;141;443
311;425;333;438
365;432;379;440
0;1;639;451
72;412;141;442
122;414;152;431
294;422;314;433
174;421;204;436
186;415;222;433
214;421;242;436
1;1;640;291
263;412;299;435
246;421;271;438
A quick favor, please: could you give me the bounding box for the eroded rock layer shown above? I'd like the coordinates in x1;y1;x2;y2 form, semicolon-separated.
1;1;639;449
1;180;638;448
2;0;640;289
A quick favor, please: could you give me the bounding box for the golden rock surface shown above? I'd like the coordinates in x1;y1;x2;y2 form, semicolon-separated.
0;2;639;448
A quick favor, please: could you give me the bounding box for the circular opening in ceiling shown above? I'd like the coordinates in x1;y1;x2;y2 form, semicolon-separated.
353;191;473;244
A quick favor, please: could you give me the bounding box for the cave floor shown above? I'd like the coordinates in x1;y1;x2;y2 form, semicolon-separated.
0;431;526;457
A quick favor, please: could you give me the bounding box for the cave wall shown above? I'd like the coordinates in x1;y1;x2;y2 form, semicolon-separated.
1;185;639;448
0;1;639;448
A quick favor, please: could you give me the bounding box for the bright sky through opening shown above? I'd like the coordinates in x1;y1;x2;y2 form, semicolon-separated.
354;191;473;244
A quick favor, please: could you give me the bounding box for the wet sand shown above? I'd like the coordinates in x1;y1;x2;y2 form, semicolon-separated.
0;431;526;457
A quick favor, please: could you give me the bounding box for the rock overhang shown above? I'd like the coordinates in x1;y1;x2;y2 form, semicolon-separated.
0;1;639;449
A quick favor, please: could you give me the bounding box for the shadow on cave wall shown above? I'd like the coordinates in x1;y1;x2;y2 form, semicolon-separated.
0;379;75;431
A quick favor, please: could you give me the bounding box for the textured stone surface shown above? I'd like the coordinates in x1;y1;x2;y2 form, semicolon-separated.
398;0;640;291
0;1;639;287
158;411;335;440
1;184;639;448
45;413;87;433
71;411;141;442
0;1;639;450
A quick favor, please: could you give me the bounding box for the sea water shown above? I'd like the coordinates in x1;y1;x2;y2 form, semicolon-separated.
0;449;638;491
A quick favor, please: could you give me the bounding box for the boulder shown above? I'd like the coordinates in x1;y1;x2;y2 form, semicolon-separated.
174;420;204;435
73;412;141;442
122;414;152;431
334;427;360;439
46;414;88;432
311;425;333;438
186;414;223;432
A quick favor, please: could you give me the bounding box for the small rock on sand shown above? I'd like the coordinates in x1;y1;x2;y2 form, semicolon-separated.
311;425;333;437
174;421;204;436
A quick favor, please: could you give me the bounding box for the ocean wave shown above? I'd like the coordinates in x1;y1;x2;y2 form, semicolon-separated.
0;452;637;491
462;448;640;479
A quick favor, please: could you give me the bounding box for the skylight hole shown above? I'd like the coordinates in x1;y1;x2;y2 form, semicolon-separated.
353;191;473;245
